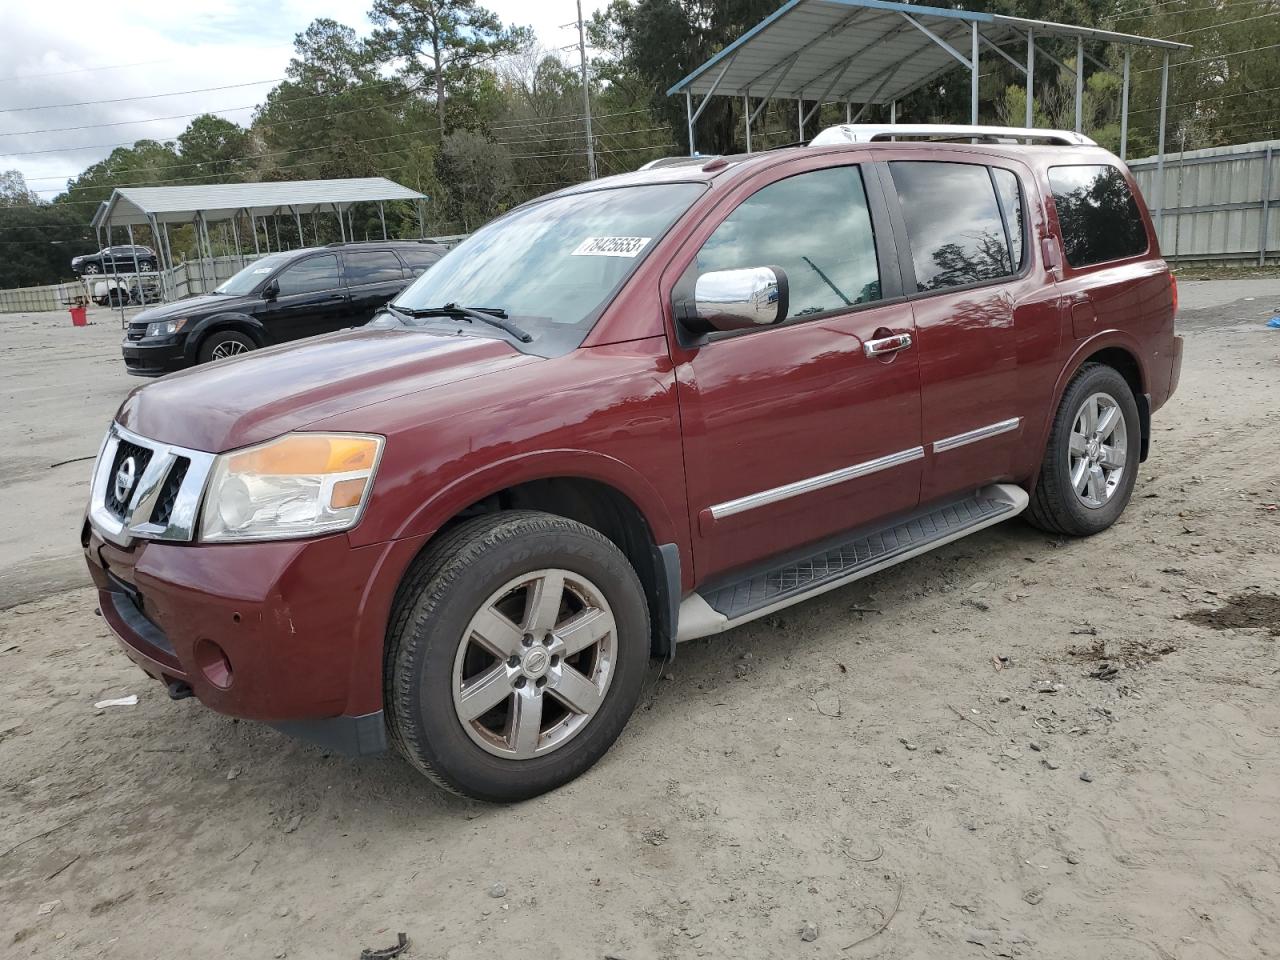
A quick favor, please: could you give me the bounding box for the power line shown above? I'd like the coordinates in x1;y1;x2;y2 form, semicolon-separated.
0;58;182;84
1158;10;1280;37
1135;41;1280;71
16;122;668;195
0;77;284;113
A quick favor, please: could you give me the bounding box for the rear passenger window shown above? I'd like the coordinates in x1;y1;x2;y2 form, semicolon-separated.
696;165;881;319
399;247;443;277
991;168;1025;272
1048;165;1148;268
345;250;405;285
890;161;1014;292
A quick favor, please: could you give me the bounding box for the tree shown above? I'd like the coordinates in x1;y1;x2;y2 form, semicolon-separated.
435;130;514;231
177;115;252;183
369;0;531;130
0;171;96;287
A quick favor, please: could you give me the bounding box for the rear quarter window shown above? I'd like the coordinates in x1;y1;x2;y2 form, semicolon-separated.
1048;164;1149;268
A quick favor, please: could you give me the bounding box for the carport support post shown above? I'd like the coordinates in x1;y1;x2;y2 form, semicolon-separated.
797;97;804;142
1074;37;1084;133
231;213;243;267
890;100;896;124
378;201;387;240
417;199;426;239
250;211;260;256
970;21;979;124
686;91;694;155
1120;49;1131;160
336;205;346;243
127;224;142;306
744;95;752;153
293;207;303;248
1156;51;1169;237
1025;30;1034;128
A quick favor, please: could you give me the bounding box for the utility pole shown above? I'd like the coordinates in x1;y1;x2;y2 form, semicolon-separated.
575;0;598;179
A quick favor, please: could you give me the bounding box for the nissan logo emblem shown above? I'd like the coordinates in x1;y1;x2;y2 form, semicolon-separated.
114;456;137;504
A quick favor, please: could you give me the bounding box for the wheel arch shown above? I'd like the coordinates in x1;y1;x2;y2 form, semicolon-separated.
382;462;685;660
1030;336;1151;486
184;313;267;364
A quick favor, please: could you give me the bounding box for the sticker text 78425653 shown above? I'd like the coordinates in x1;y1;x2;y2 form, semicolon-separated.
571;236;652;258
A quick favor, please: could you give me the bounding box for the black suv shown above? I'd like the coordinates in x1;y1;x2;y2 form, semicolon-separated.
121;241;446;377
73;245;158;276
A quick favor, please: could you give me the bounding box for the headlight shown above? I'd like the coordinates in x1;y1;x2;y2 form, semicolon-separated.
145;318;187;337
200;433;384;542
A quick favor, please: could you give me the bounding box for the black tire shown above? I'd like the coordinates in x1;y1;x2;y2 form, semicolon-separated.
197;329;255;363
83;263;101;275
1026;362;1141;537
385;511;650;802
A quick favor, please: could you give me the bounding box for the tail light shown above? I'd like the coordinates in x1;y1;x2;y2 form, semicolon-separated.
1170;272;1178;315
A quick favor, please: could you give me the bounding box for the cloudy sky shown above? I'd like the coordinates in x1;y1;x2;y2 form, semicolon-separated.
2;0;608;197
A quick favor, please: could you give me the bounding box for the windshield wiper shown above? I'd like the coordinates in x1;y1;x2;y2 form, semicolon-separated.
392;303;533;343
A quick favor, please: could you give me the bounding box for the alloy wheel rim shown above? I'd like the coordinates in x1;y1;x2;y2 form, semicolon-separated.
452;568;617;760
1068;391;1127;508
211;341;248;360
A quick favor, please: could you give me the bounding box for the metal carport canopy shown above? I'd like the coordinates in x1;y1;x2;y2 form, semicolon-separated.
91;177;427;229
667;0;1187;106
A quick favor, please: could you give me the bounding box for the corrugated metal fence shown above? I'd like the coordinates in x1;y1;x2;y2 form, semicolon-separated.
1130;139;1280;265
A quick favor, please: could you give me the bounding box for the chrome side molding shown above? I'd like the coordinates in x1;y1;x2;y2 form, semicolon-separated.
708;446;925;520
932;417;1022;453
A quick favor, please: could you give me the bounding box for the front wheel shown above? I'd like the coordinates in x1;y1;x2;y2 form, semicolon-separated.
1026;362;1140;536
385;511;650;802
197;329;255;363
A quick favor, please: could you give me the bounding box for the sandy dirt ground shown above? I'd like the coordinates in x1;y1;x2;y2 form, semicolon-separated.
1;287;1278;959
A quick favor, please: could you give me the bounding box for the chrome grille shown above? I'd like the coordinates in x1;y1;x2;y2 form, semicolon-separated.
87;425;216;547
126;326;146;341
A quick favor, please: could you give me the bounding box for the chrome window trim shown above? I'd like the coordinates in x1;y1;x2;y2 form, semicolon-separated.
87;423;216;548
932;417;1022;454
708;446;925;520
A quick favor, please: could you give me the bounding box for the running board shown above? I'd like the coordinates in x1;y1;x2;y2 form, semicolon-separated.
675;483;1028;642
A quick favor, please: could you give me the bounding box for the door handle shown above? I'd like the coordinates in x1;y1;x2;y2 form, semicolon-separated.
864;332;913;358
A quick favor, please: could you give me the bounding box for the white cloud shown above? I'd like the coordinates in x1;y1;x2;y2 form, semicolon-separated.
1;0;607;196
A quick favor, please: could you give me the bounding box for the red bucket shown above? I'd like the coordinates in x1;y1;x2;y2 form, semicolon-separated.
70;305;87;327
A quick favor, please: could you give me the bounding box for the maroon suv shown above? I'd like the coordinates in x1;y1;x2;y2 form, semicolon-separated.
84;126;1181;801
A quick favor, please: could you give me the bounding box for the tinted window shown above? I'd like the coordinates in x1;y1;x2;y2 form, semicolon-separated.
275;254;340;295
345;250;404;285
398;246;443;276
696;165;881;318
890;161;1013;292
1048;165;1148;268
992;168;1025;272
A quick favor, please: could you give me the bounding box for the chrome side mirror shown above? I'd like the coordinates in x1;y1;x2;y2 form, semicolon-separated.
684;266;788;333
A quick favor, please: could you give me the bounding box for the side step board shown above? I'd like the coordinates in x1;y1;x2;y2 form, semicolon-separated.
676;483;1029;643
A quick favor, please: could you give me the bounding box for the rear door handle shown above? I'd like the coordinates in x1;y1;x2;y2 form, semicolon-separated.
864;332;913;357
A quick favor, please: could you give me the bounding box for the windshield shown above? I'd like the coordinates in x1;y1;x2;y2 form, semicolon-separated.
393;183;703;338
214;253;292;295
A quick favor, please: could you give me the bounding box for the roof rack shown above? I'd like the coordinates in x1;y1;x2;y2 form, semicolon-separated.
810;124;1096;147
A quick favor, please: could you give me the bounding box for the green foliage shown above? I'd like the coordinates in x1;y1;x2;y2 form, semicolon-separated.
1;170;96;287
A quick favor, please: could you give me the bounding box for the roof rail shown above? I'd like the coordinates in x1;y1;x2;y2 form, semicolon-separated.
810;124;1096;147
638;155;717;171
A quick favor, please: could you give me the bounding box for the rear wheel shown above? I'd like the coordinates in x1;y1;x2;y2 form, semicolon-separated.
385;511;650;802
1026;362;1140;536
198;329;254;363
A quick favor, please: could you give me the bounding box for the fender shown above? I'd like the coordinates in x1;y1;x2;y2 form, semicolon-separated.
182;312;268;364
1024;328;1149;483
382;448;686;564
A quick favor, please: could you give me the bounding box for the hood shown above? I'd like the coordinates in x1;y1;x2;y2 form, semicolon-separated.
116;326;538;452
131;293;254;324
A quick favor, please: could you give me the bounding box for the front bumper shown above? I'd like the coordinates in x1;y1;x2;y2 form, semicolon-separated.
82;520;423;755
121;337;186;377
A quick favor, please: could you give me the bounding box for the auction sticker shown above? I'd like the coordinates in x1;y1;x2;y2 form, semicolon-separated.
571;236;652;258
